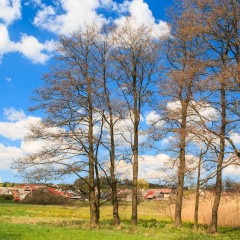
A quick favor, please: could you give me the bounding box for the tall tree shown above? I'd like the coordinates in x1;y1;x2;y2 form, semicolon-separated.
178;0;240;232
14;26;103;228
110;18;159;226
94;31;123;226
160;1;206;227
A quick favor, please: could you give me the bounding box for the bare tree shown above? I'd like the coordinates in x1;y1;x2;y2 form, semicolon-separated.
93;31;124;226
13;25;104;228
183;0;240;233
159;1;206;227
110;18;159;226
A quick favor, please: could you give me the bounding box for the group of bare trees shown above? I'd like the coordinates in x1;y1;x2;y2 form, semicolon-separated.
13;0;240;234
14;20;159;228
163;0;240;233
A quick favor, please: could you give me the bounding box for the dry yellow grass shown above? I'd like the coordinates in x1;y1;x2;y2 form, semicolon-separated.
1;193;239;228
181;192;240;227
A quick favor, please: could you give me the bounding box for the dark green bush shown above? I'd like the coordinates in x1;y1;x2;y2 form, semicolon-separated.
0;195;13;202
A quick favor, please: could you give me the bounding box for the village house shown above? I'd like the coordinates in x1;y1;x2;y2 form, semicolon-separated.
144;189;175;201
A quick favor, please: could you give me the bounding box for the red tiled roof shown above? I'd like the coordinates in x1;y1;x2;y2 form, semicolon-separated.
144;190;156;199
144;189;173;199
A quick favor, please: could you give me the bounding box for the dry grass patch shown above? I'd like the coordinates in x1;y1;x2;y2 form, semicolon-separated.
181;192;240;227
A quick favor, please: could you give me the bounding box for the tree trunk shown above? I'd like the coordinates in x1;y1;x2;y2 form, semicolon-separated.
174;101;187;228
210;85;226;233
110;132;121;226
102;54;121;226
88;78;98;228
131;69;139;227
95;157;100;223
194;153;202;229
131;122;139;226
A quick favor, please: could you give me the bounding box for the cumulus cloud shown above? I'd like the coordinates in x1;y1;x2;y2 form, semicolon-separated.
0;23;56;64
14;34;56;64
167;100;219;123
0;1;56;64
116;154;175;181
0;24;13;57
145;111;164;127
33;0;108;35
0;143;24;170
224;164;240;177
0;0;21;25
32;0;169;38
229;132;240;145
0;0;169;63
4;108;26;121
0;109;44;171
0;108;41;141
115;0;170;38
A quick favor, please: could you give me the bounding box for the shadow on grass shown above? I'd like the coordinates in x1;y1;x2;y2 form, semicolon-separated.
0;232;21;240
218;226;240;235
99;218;170;229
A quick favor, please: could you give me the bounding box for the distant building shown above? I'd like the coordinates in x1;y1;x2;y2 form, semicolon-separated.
144;189;175;200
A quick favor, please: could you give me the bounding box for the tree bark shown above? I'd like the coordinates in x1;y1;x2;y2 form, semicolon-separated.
88;77;98;228
95;156;100;223
194;153;202;229
174;101;187;228
131;68;139;227
102;51;121;226
110;126;121;226
210;84;226;233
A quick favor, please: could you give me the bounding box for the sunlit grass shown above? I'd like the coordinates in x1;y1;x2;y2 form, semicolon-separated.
1;201;240;239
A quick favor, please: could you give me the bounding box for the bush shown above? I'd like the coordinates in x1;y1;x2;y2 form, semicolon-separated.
22;188;71;205
0;195;13;202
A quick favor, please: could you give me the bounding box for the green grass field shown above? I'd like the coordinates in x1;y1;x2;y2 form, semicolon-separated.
0;202;240;240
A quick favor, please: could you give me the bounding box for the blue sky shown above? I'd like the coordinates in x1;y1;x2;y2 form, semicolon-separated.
0;0;174;183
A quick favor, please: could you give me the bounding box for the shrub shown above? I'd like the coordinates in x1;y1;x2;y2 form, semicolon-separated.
0;195;13;202
22;188;71;205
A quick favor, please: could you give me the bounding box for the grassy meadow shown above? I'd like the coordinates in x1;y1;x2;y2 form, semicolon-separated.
1;193;240;240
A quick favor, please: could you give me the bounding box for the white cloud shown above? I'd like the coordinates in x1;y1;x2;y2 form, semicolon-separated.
229;132;240;145
145;111;164;127
32;0;169;38
0;0;169;63
4;108;26;121
167;100;219;123
161;135;176;146
110;112;146;147
0;108;41;141
14;34;56;64
99;0;117;9
115;0;170;38
0;109;45;171
0;24;13;58
116;154;175;181
0;143;23;170
0;24;56;64
0;0;21;25
33;0;108;35
21;140;50;155
224;164;240;177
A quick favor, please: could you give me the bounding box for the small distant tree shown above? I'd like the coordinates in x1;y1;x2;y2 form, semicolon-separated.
138;178;149;191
